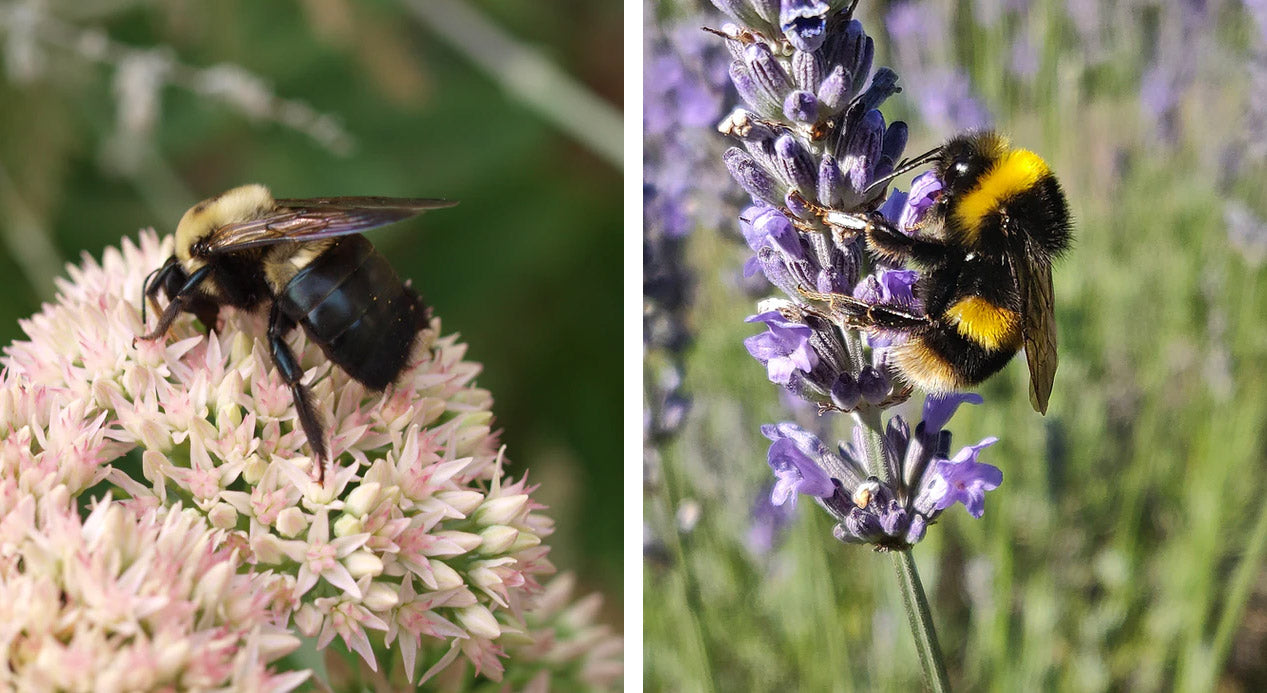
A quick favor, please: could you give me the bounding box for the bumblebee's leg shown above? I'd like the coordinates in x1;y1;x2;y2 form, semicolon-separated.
829;211;955;266
141;261;174;325
267;302;329;482
140;264;213;340
797;286;930;329
850;301;931;330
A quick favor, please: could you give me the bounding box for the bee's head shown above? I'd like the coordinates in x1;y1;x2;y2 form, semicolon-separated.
156;256;188;299
175;183;275;265
935;131;1011;198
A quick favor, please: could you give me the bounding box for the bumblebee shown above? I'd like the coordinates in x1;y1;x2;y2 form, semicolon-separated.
807;131;1071;413
140;184;456;481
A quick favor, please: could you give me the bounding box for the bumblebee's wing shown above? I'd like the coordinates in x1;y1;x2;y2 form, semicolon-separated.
1010;236;1059;414
202;197;457;255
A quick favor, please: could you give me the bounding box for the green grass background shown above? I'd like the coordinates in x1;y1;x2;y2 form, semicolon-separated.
645;0;1267;690
0;0;621;621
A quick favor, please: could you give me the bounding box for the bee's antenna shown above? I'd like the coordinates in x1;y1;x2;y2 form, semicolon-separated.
863;145;943;197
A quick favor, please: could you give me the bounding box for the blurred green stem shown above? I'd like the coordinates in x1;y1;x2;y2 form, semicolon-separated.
0;162;64;301
660;458;718;691
1209;481;1267;678
856;406;950;692
401;0;622;169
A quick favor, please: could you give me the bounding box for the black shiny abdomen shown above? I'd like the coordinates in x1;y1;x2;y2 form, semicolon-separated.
276;236;426;389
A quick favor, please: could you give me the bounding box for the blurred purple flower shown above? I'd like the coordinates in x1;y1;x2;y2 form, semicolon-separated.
747;482;798;554
885;2;992;134
644;8;740;442
915;70;992;133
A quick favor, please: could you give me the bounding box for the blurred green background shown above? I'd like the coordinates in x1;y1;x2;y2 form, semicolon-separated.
646;0;1267;690
0;0;621;615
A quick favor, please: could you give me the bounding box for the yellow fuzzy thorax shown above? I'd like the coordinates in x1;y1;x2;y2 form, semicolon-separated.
175;184;274;264
944;296;1021;351
952;148;1051;241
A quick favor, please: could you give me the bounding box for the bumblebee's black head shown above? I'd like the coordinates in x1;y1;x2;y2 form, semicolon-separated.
935;131;1011;198
142;255;188;302
930;131;1070;259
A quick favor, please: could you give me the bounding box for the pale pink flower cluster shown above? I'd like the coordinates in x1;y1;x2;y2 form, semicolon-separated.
0;231;621;687
0;487;306;692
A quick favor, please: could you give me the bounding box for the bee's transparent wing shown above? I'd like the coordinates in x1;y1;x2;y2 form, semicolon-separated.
202;197;457;255
1014;244;1059;414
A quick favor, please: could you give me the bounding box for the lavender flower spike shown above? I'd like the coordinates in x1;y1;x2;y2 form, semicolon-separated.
705;1;1008;686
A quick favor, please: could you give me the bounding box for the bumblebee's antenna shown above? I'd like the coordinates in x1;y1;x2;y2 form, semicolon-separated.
863;145;943;196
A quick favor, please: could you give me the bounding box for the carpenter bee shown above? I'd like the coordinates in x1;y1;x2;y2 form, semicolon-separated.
805;131;1071;413
140;184;456;481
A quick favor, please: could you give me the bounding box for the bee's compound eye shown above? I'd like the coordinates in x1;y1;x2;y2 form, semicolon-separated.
955;162;970;174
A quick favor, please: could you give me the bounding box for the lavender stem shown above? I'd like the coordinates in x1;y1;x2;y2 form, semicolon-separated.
855;407;949;691
891;549;951;692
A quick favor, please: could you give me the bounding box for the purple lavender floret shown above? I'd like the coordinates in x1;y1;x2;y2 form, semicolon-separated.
921;392;985;434
925;437;1003;518
764;432;837;508
899;171;943;232
780;0;830;52
756;393;999;550
745;310;819;384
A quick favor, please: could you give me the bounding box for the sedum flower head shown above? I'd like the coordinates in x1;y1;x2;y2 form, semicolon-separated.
0;488;306;692
1;231;620;688
430;572;625;691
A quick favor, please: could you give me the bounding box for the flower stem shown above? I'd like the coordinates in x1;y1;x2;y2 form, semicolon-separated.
855;406;950;691
890;550;951;692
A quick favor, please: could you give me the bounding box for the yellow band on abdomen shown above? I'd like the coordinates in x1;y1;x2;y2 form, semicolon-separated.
945;295;1021;351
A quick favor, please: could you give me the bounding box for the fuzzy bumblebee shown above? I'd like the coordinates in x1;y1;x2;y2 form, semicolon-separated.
810;131;1072;413
140;184;456;481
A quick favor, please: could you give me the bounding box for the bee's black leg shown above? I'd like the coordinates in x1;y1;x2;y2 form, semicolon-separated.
141;261;172;325
140;264;213;340
854;301;931;330
267;302;329;483
798;286;930;330
831;211;955;266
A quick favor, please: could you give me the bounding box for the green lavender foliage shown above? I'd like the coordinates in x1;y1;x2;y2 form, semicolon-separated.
645;0;1267;690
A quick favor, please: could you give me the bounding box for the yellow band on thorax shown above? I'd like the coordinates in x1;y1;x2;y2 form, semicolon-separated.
944;295;1021;351
952;149;1050;240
